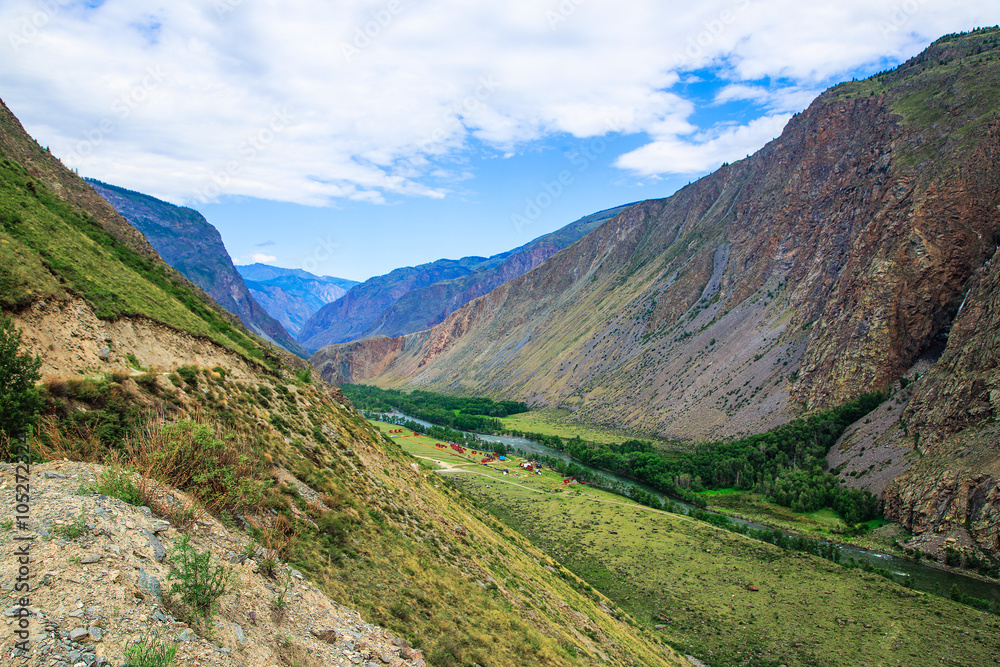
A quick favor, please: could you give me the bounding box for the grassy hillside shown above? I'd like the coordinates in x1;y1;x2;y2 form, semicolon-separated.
20;361;686;666
0;158;268;363
87;179;309;357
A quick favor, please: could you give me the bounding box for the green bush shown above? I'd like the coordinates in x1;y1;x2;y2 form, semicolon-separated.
93;465;144;506
167;534;230;619
123;630;178;667
176;365;199;387
0;314;43;444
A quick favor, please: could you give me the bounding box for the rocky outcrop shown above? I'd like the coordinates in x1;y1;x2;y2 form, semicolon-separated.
88;180;308;358
312;333;417;386
884;470;1000;556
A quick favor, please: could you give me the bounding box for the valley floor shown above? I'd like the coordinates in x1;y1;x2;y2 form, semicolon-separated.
371;420;1000;667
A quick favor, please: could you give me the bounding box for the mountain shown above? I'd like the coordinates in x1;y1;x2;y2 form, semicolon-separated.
297;204;632;350
87;179;309;358
313;29;1000;554
235;263;357;336
0;97;681;667
0;102;284;367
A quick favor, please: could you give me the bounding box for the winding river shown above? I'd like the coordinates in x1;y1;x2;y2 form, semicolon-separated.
378;412;1000;606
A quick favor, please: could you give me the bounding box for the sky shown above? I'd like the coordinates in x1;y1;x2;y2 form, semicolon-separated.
0;1;996;282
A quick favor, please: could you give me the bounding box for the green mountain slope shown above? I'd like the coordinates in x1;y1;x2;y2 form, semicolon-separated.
87;180;309;358
0;102;276;365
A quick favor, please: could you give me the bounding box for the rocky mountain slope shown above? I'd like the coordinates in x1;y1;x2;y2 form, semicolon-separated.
298;205;631;350
0;96;686;666
236;264;357;336
87;180;309;358
0;460;430;667
313;29;1000;554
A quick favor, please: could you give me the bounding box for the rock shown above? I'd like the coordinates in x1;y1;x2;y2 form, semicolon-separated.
44;471;68;479
96;346;111;361
138;568;162;601
149;519;171;534
88;627;102;641
177;629;195;642
232;622;245;644
140;528;167;562
80;555;101;565
654;624;666;630
69;627;89;641
311;628;339;644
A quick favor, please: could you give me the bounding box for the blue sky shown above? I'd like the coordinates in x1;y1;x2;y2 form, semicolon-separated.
1;1;996;281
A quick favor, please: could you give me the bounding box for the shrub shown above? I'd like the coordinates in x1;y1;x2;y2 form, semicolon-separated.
127;418;269;514
93;458;146;506
123;631;178;667
0;315;43;445
176;365;199;387
136;373;160;393
53;509;88;540
167;534;230;619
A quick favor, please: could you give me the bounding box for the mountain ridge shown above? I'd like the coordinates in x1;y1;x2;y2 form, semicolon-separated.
236;264;357;336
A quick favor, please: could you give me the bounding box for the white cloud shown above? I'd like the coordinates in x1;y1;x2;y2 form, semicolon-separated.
0;0;995;203
615;113;793;176
251;253;277;264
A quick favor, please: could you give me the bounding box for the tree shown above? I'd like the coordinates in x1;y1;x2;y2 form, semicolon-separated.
0;314;43;445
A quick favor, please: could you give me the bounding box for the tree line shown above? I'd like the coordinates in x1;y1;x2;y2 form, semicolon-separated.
539;391;888;525
344;384;528;433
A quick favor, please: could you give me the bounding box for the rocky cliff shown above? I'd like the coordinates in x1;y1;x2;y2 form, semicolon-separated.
298;205;630;350
314;29;1000;554
88;180;308;358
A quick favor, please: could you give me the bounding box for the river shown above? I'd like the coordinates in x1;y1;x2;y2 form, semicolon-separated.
376;411;1000;606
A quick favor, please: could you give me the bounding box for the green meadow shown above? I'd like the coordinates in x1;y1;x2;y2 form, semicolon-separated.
424;444;1000;667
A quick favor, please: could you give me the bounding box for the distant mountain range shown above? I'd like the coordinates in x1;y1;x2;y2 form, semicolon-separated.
235;264;357;336
297;204;633;351
87;179;309;357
